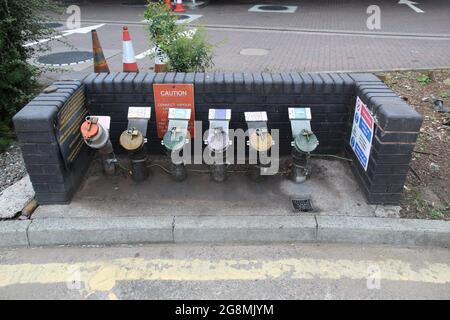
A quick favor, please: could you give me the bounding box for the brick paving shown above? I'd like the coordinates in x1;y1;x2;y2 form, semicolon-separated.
40;0;450;75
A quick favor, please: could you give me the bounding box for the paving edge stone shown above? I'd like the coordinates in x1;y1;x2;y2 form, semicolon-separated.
173;215;318;243
0;220;31;247
27;216;174;246
0;215;449;248
316;216;450;247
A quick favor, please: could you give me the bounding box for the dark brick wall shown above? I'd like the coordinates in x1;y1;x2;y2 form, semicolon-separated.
13;80;93;205
84;72;355;155
347;74;422;204
13;72;422;205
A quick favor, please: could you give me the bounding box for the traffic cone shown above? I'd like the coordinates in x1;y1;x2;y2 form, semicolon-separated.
164;0;173;10
92;30;110;73
122;26;139;72
174;0;185;12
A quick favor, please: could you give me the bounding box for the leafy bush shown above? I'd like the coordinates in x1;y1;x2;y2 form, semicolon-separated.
144;1;213;72
0;0;56;152
163;28;213;72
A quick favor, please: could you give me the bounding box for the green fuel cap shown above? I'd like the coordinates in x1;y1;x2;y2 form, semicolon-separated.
163;129;187;151
294;130;319;153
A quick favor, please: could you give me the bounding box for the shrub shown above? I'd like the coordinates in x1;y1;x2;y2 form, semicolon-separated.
0;0;56;152
144;1;213;72
162;27;213;72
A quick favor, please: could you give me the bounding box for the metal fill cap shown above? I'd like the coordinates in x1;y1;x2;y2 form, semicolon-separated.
249;130;273;152
207;130;229;153
294;130;319;153
163;130;187;151
80;120;99;140
120;130;144;151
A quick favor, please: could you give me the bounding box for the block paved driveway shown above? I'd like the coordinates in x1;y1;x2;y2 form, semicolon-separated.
36;0;450;78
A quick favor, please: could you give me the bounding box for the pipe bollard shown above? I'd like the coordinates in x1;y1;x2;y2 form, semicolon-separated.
120;128;149;182
119;106;152;182
162;108;191;182
205;109;232;182
288;108;319;183
80;116;116;175
245;112;275;181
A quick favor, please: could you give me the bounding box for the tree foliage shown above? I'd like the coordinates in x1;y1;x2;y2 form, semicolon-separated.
144;1;213;72
0;0;56;151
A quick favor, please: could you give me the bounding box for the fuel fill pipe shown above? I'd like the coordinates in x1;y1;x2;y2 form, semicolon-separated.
119;128;149;182
80;116;116;175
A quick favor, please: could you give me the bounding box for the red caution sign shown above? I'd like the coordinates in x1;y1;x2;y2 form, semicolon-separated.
153;84;195;138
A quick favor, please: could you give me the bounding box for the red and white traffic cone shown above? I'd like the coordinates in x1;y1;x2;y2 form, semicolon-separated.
173;0;186;12
122;26;139;72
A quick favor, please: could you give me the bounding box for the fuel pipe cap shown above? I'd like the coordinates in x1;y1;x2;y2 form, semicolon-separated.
249;128;273;152
120;128;144;151
80;117;99;140
163;128;187;151
294;129;319;153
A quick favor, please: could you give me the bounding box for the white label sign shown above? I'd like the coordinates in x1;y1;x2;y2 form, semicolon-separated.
128;106;151;119
245;111;268;122
350;97;374;171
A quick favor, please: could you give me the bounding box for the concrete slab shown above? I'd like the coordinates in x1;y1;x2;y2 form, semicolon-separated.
174;215;317;243
316;216;450;247
27;216;174;246
0;175;35;219
33;158;376;219
0;220;31;247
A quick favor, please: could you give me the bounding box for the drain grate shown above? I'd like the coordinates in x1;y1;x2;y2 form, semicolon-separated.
292;198;314;213
259;5;289;11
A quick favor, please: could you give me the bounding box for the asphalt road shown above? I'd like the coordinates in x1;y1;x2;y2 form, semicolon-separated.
33;0;450;81
0;243;449;299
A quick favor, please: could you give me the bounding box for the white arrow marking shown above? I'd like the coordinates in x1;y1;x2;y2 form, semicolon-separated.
398;0;424;13
135;48;155;60
24;24;106;47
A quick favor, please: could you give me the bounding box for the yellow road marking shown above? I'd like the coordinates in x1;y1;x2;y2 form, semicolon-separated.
0;258;449;292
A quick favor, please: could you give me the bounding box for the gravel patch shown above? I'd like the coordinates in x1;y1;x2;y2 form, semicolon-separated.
0;143;27;194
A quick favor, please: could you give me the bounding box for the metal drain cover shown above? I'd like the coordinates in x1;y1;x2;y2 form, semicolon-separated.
249;5;298;13
37;51;93;67
259;5;289;11
292;197;314;213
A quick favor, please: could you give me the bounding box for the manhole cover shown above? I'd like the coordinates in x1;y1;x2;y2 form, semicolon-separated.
249;5;297;13
259;5;289;11
177;15;190;20
37;51;93;66
239;48;269;56
292;197;314;213
44;22;64;29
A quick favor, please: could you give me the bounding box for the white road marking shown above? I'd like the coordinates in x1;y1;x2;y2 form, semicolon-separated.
135;48;155;60
398;0;424;13
24;24;106;47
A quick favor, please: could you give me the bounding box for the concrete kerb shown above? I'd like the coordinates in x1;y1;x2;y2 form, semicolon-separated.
0;215;449;248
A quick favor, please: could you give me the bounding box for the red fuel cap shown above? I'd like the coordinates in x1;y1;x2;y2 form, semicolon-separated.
80;120;99;140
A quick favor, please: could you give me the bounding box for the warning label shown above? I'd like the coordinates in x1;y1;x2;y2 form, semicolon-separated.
350;97;374;171
153;84;195;138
